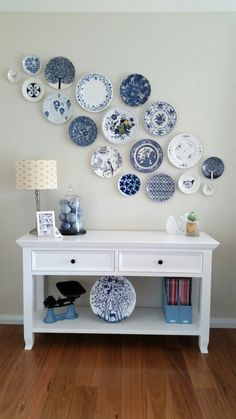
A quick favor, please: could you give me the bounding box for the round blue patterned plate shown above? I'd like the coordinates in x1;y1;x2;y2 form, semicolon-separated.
144;101;177;136
120;74;151;106
43;92;73;124
102;107;138;145
201;157;224;179
130;139;163;173
22;78;45;102
118;173;141;197
69;116;97;146
22;54;42;75
76;72;113;112
44;56;75;89
90;276;136;322
91;145;122;178
146;173;175;202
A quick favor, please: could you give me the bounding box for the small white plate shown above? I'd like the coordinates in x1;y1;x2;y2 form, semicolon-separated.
7;68;20;83
22;78;45;102
178;172;201;194
202;182;217;196
22;54;42;75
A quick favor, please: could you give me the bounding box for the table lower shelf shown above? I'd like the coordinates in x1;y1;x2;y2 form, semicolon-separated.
32;307;200;336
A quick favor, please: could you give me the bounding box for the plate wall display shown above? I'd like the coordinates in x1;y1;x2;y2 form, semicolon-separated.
144;101;177;136
118;173;141;197
76;72;113;112
7;68;20;83
202;182;217;196
69;116;97;146
201;157;224;179
178;172;201;194
44;56;75;89
167;133;203;169
90;276;136;322
43;92;73;124
22;54;42;75
91;145;122;178
102;107;138;145
146;173;175;202
120;73;151;107
22;78;45;102
130;139;163;173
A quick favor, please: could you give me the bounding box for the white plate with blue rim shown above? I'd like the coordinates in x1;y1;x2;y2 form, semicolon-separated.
43;92;73;124
144;101;177;136
167;133;203;169
102;107;138;145
76;72;113;112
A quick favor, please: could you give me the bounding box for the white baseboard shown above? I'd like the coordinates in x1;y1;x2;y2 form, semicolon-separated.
210;318;236;328
0;315;23;324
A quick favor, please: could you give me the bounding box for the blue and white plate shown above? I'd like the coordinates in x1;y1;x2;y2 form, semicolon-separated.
43;92;73;124
130;139;163;173
144;101;177;136
167;133;203;169
178;172;201;194
76;72;113;112
120;74;151;107
146;173;175;202
102;107;138;145
22;78;45;102
90;276;136;322
44;56;75;89
91;145;122;178
201;157;224;179
118;173;141;197
69;116;97;146
22;54;42;75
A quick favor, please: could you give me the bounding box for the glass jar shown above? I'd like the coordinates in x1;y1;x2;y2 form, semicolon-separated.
59;185;86;235
186;220;199;237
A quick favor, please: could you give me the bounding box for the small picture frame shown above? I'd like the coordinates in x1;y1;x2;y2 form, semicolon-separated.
36;211;55;236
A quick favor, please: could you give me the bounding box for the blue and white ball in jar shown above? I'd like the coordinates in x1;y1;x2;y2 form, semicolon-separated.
59;194;86;235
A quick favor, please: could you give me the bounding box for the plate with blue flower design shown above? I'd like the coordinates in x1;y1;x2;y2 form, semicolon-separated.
144;101;177;136
201;157;224;179
120;73;151;107
130;139;163;173
102;107;138;145
43;92;73;124
91;145;122;178
22;78;45;102
44;56;75;89
76;72;113;112
146;173;175;202
90;276;136;322
118;173;141;197
167;133;203;169
69;116;97;146
22;54;42;75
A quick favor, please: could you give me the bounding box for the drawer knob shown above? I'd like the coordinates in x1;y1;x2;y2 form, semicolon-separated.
70;259;76;264
158;259;163;265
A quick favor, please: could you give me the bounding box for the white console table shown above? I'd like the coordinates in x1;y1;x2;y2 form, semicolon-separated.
16;230;219;353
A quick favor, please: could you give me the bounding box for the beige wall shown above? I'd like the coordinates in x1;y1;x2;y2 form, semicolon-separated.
0;12;235;320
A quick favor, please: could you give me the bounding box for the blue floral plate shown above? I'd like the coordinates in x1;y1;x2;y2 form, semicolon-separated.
22;54;42;75
201;157;224;179
120;74;151;106
69;116;97;146
118;173;141;196
102;107;138;145
130;139;163;173
146;173;175;202
76;72;113;112
43;92;73;124
144;101;177;136
91;145;122;178
44;56;75;89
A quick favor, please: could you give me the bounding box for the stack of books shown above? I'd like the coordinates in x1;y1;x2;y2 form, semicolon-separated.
162;277;192;324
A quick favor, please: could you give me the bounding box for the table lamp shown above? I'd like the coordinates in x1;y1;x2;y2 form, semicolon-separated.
15;160;57;234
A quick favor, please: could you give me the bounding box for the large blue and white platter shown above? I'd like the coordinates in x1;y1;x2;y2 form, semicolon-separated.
144;101;177;136
167;133;203;169
120;73;151;107
91;145;122;178
69;116;97;146
201;157;224;179
90;276;136;322
76;72;113;112
102;107;138;145
22;54;42;75
22;78;45;102
43;92;73;124
146;173;175;202
130;139;163;173
118;173;141;197
44;56;75;89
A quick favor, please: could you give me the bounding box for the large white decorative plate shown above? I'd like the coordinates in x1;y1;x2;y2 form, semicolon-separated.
91;145;122;178
90;276;136;322
44;56;75;89
43;92;73;124
69;116;97;146
144;101;177;136
201;157;224;179
146;173;175;202
7;68;20;83
22;78;45;102
178;172;201;194
120;73;151;106
130;139;163;173
118;173;141;197
167;133;203;169
76;72;113;112
102;107;138;145
22;54;42;75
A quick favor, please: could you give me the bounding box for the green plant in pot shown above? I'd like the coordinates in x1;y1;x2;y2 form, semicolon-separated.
186;211;199;236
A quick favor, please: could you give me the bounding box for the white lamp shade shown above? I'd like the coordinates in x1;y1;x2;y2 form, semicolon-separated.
16;160;57;190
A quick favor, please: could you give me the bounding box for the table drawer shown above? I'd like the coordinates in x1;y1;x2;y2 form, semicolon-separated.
118;251;202;274
32;250;115;272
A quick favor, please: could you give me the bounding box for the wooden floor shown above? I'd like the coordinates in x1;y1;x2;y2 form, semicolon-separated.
0;326;235;419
